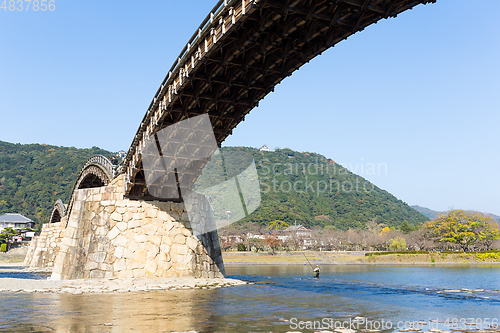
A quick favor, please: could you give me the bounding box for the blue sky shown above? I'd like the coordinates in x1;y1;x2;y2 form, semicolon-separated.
1;1;499;215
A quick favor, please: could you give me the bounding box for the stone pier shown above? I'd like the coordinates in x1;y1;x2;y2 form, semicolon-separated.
25;175;225;280
24;221;65;269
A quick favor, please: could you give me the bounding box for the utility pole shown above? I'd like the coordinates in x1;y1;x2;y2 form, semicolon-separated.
225;210;231;228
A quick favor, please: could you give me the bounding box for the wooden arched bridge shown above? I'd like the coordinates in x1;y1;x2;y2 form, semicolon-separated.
121;0;436;200
32;0;439;280
58;0;437;215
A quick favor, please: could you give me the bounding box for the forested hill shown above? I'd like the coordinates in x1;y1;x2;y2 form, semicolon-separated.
0;140;426;230
0;141;112;225
410;205;441;219
197;147;428;230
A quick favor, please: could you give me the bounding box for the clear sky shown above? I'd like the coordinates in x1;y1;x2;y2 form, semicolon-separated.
1;1;499;215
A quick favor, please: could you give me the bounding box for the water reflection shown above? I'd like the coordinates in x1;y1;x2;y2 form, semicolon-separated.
53;290;218;332
1;264;499;332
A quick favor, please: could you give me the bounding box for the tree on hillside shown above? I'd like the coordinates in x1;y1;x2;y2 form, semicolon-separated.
365;219;384;234
0;141;112;225
425;210;495;252
400;220;413;234
268;220;289;230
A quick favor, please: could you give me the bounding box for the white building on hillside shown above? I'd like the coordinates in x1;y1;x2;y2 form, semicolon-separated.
0;214;35;232
117;150;127;160
259;145;270;152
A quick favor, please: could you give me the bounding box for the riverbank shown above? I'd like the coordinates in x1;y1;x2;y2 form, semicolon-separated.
222;250;500;265
0;246;28;263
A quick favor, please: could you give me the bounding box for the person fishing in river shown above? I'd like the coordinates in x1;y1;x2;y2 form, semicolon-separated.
313;265;320;278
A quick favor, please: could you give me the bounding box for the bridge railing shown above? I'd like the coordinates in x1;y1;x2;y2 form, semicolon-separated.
83;155;116;179
147;0;233;124
123;0;256;193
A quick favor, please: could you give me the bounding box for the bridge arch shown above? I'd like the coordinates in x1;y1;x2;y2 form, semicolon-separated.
122;0;437;199
49;199;66;223
64;155;117;223
74;155;115;190
76;165;110;190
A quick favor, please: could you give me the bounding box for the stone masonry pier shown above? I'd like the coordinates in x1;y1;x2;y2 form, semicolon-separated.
24;221;64;270
25;175;225;280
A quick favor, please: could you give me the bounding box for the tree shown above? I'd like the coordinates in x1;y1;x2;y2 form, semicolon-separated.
0;227;21;252
388;237;407;251
379;227;391;238
400;220;413;234
263;235;282;254
379;226;394;250
248;237;265;253
0;227;18;244
268;220;289;230
407;226;434;251
478;220;500;250
425;210;489;252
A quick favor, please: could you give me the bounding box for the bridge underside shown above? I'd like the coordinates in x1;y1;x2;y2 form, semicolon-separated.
124;0;436;200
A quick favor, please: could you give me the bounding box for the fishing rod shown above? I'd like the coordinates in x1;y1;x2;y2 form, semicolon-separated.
301;250;314;269
286;223;314;269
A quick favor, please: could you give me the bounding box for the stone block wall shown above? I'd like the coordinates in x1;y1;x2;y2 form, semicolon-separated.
24;221;66;269
27;174;225;280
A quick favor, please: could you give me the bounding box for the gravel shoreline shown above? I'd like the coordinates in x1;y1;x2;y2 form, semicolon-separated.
0;263;246;294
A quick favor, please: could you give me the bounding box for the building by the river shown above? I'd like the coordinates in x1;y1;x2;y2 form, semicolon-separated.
0;213;35;232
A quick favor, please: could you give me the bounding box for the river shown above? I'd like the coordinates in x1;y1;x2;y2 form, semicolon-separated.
1;264;499;332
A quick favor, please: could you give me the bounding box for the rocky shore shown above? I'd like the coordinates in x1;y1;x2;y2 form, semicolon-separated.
0;263;246;294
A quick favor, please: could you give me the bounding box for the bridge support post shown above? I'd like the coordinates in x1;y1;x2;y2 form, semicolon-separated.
24;221;65;269
28;174;225;280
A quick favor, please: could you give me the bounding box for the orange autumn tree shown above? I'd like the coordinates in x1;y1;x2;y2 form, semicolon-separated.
263;235;282;254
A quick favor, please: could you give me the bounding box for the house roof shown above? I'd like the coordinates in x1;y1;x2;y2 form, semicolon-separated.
285;225;308;231
0;213;33;223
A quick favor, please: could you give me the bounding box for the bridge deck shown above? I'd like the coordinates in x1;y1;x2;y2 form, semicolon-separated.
122;0;436;200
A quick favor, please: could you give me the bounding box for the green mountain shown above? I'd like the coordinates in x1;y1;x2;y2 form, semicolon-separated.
0;140;112;225
410;205;440;220
411;205;500;223
0;140;427;230
197;147;428;230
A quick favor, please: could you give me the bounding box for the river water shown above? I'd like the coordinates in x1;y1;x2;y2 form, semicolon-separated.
1;264;499;332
